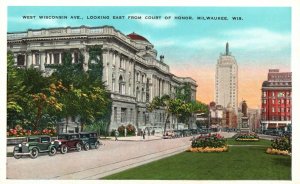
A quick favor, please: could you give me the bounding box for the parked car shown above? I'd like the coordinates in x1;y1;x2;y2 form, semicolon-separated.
79;132;101;151
173;130;182;138
163;130;175;139
13;135;57;159
54;133;82;154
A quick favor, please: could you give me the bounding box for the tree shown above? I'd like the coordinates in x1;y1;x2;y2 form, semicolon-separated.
7;52;26;128
51;48;111;133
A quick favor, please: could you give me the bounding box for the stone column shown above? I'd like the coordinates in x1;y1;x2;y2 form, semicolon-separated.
26;51;32;68
13;53;18;65
51;53;54;64
108;50;113;91
59;52;62;64
40;51;46;71
72;52;75;64
83;48;89;72
115;52;120;93
32;53;36;65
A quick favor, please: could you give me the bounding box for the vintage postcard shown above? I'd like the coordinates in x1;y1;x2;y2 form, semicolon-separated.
3;2;299;184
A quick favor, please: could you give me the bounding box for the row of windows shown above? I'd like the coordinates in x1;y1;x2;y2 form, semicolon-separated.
263;91;291;98
262;99;290;104
262;107;291;113
262;116;290;121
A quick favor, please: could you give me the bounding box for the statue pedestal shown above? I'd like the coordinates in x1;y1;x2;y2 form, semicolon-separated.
240;117;250;133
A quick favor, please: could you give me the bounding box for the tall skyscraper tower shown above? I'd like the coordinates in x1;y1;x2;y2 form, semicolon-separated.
215;43;238;114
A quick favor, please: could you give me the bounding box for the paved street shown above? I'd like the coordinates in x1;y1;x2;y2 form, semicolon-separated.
7;136;192;179
6;132;239;180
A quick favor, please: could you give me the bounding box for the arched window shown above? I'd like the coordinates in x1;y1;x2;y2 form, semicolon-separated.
142;88;145;102
119;75;125;95
136;87;140;101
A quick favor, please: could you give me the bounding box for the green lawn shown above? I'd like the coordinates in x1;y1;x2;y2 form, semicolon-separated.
103;139;291;180
226;138;272;145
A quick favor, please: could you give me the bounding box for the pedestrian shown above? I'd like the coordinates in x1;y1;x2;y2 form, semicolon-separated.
142;130;145;140
115;130;119;141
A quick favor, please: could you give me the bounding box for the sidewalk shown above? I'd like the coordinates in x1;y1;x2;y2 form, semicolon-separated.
111;135;163;142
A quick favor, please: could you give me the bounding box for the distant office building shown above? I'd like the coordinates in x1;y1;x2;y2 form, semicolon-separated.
261;69;292;130
215;42;238;114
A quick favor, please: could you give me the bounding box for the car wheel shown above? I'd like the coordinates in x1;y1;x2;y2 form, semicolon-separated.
84;143;90;151
76;143;82;152
30;148;39;159
13;150;21;159
95;142;100;149
60;145;68;154
48;146;57;156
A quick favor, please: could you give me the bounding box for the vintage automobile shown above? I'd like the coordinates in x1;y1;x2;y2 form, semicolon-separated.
54;133;82;154
79;132;101;151
13;135;57;159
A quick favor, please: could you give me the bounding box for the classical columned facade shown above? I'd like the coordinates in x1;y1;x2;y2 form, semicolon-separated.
8;25;197;133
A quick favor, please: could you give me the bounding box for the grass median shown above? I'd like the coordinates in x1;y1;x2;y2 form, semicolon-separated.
103;138;291;180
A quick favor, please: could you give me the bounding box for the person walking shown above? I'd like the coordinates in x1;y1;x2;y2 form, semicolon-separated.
115;130;119;141
142;129;146;140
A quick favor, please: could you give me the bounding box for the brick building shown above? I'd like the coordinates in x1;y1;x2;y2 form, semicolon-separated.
261;69;292;131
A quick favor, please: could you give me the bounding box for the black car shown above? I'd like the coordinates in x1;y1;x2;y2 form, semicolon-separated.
79;132;102;151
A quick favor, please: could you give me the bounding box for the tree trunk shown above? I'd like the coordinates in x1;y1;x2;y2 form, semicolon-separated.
163;113;170;135
65;117;68;133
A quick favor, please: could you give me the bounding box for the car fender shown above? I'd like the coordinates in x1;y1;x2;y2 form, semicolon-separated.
13;146;20;151
29;146;39;152
48;144;56;150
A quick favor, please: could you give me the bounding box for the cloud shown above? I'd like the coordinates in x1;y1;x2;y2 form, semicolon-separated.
127;13;176;28
187;28;290;53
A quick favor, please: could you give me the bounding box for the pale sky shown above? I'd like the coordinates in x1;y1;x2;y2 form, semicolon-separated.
8;6;291;108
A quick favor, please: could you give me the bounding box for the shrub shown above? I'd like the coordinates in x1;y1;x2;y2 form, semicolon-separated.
271;136;291;152
191;134;227;148
235;132;259;141
126;124;136;136
117;125;126;136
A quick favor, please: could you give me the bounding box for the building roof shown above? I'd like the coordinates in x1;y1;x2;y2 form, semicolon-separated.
262;80;292;88
127;32;149;42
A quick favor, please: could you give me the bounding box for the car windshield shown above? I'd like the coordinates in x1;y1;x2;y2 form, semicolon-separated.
28;137;39;142
90;133;97;138
80;134;89;138
41;137;50;143
70;134;79;140
58;135;66;139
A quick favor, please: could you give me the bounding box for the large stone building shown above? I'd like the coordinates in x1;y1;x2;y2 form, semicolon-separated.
261;69;292;131
215;42;238;114
7;25;197;133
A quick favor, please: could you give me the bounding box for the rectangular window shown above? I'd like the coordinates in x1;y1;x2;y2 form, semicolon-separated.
114;107;117;122
35;54;40;65
272;107;275;113
281;108;284;112
121;108;127;123
272;99;275;104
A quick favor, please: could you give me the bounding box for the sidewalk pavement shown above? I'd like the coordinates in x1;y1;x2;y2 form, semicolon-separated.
110;135;163;142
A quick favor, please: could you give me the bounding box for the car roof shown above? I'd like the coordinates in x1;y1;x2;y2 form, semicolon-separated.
79;132;97;134
58;133;80;135
27;135;51;138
